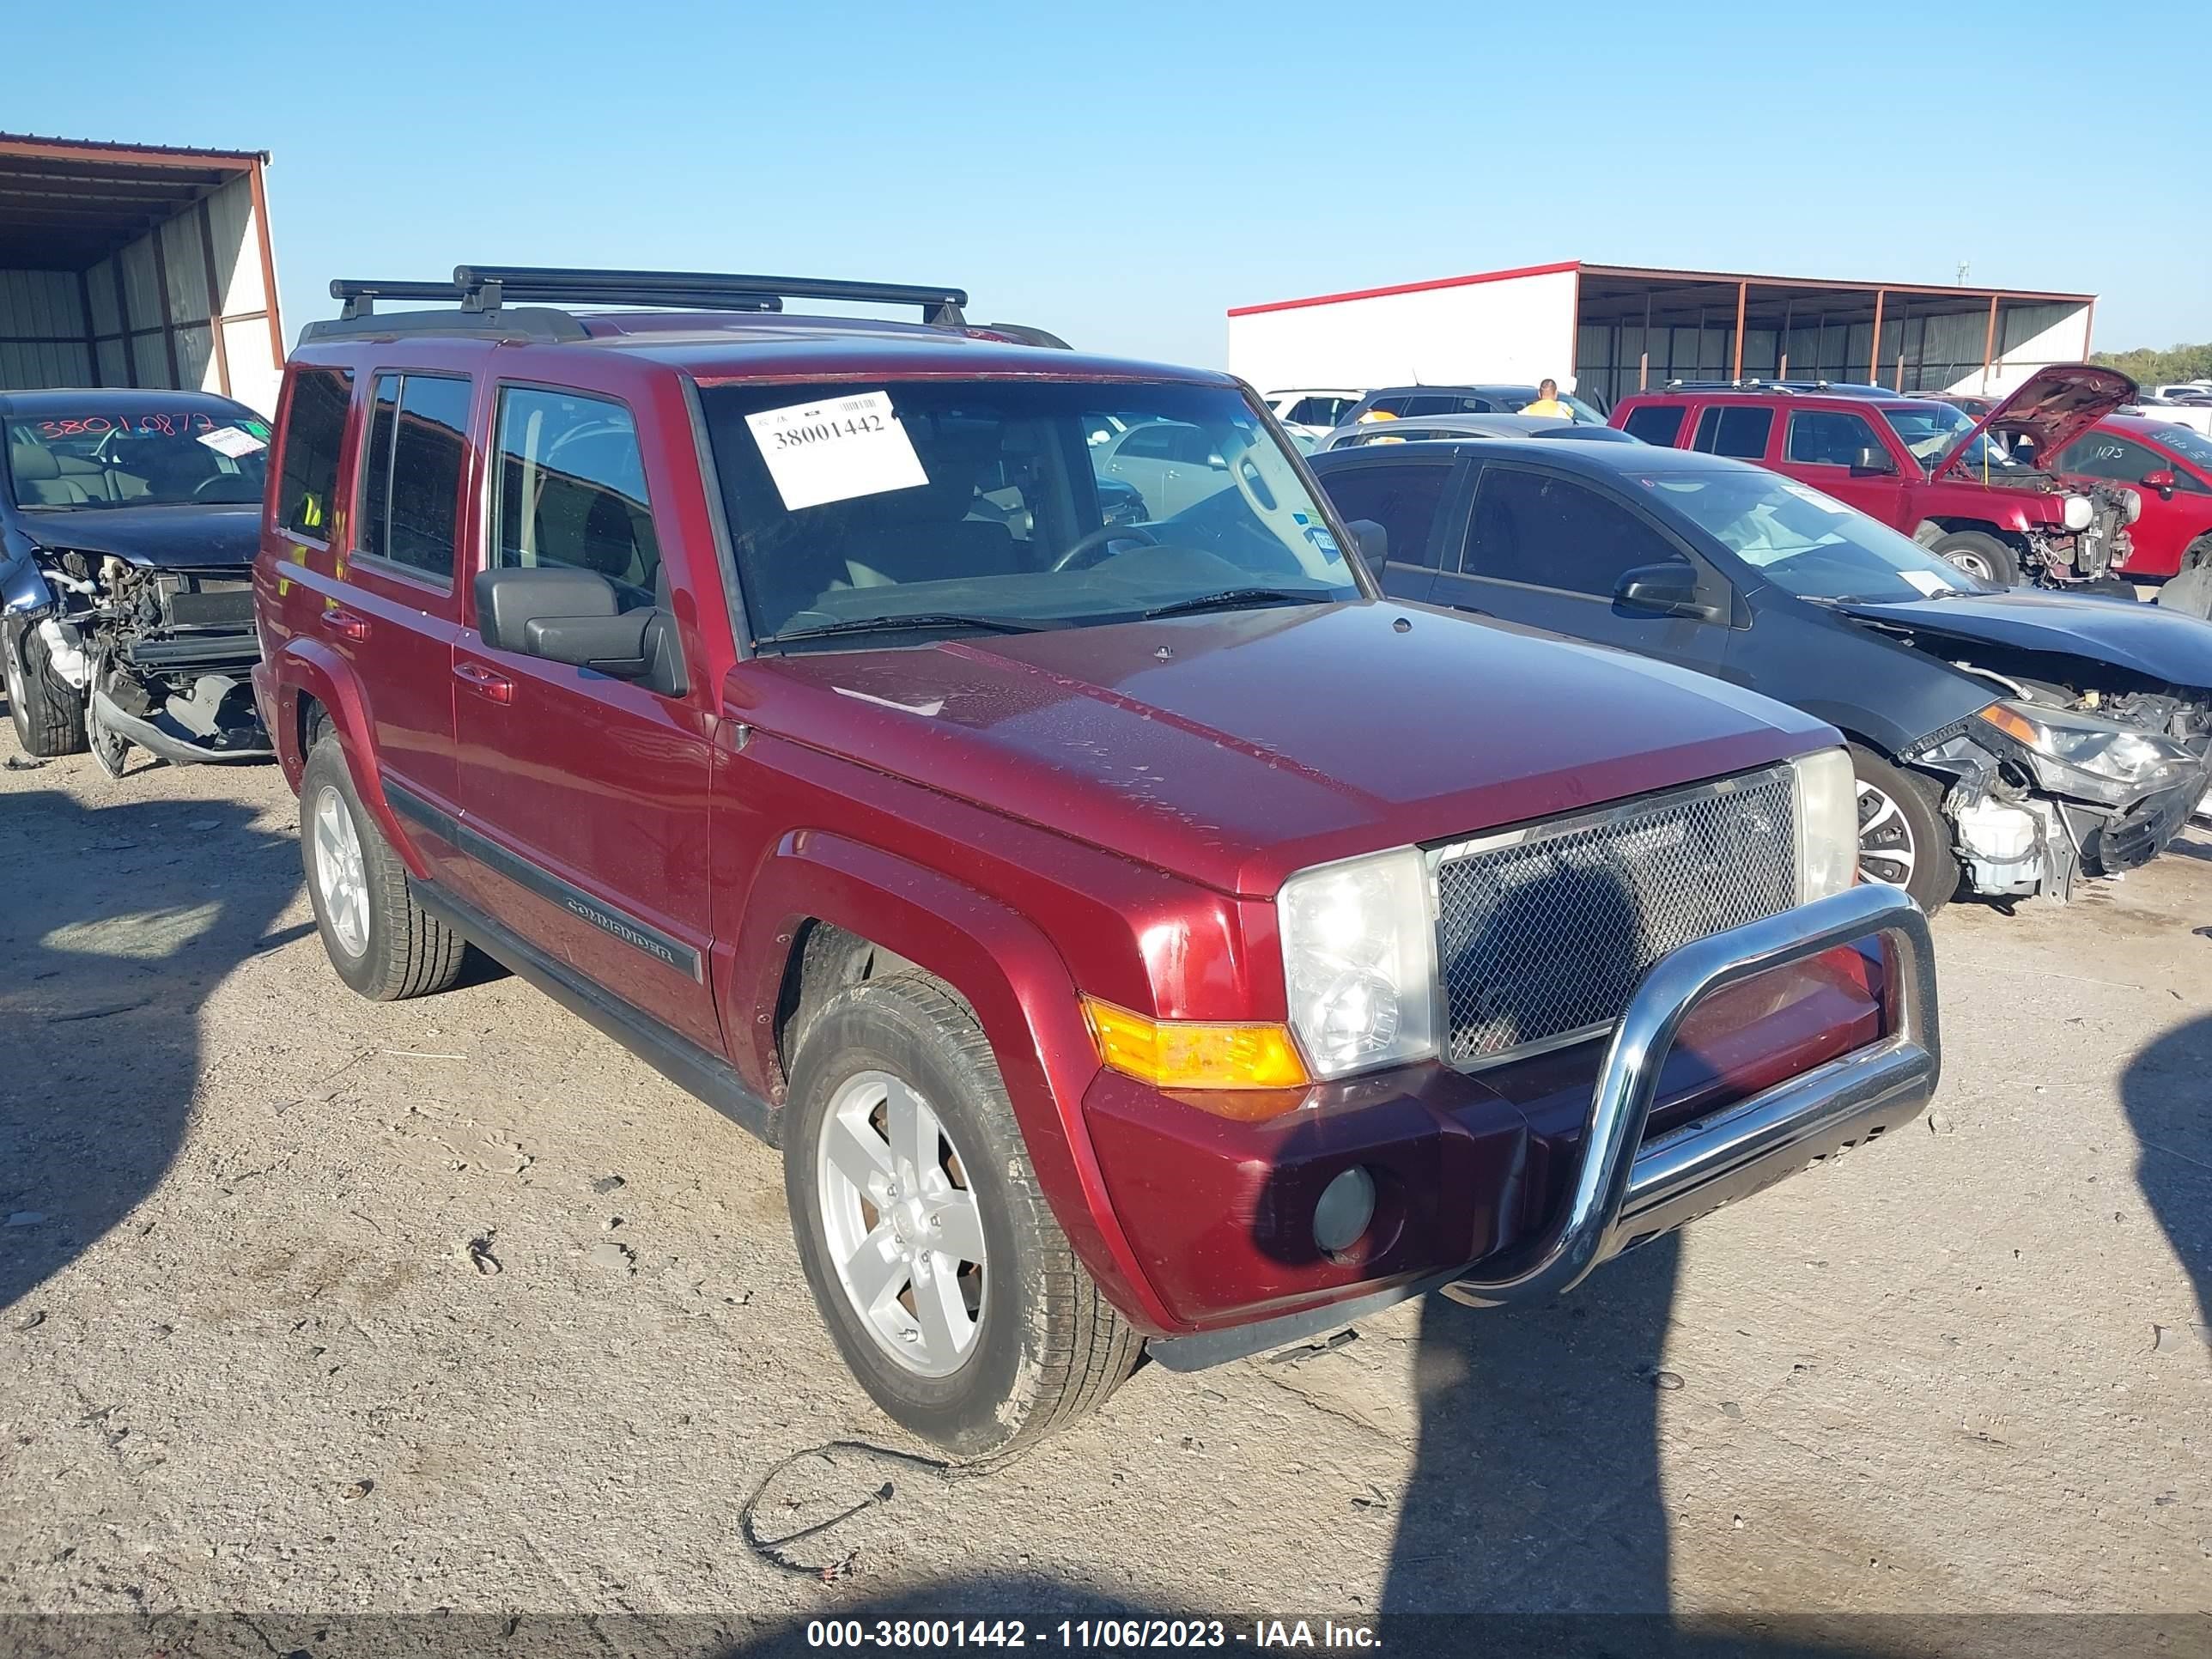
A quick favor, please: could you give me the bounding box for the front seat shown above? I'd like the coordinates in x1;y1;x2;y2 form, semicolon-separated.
8;445;92;506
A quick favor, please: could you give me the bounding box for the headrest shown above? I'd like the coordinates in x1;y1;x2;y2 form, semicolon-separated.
9;443;58;482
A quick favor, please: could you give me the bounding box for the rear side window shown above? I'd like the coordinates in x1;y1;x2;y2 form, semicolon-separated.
1621;404;1687;447
491;387;663;605
1285;396;1356;427
1462;467;1689;596
359;372;471;582
1317;461;1454;568
1787;410;1882;467
1692;405;1774;459
275;366;351;539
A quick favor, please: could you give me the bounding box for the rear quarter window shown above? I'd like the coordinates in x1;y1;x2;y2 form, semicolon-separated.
1621;404;1687;447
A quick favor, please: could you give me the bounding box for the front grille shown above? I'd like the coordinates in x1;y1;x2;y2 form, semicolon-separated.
1434;767;1798;1066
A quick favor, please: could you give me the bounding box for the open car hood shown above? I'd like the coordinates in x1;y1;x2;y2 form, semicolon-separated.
1835;590;2212;690
1936;364;2138;478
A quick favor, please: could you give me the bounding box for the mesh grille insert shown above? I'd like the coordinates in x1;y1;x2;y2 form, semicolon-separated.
1434;768;1798;1066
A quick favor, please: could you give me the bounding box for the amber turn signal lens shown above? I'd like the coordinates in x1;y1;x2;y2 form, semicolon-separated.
1977;702;2041;746
1082;997;1311;1091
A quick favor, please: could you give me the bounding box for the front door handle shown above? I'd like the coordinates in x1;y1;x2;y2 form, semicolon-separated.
453;662;514;705
322;604;370;642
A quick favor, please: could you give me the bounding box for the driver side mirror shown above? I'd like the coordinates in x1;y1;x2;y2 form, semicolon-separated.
1346;518;1389;571
1850;445;1896;476
2143;468;2178;498
1614;561;1723;623
475;567;687;697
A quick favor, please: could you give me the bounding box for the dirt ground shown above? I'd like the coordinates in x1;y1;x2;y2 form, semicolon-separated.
2;727;2208;1655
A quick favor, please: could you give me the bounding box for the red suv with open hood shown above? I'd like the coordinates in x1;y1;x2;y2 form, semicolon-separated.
252;265;1940;1456
1612;365;2142;588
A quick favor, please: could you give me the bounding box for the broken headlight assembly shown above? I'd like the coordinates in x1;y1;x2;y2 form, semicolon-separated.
1976;701;2201;806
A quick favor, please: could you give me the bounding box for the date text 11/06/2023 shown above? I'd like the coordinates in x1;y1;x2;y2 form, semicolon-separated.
804;1618;1382;1650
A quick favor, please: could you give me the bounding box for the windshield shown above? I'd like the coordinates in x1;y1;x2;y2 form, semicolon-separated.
702;380;1360;645
4;410;270;509
1636;469;1988;604
1877;401;2016;473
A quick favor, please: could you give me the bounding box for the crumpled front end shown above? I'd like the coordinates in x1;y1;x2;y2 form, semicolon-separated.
9;546;269;773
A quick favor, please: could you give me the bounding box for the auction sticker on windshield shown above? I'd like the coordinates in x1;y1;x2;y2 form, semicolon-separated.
745;390;927;511
198;425;268;459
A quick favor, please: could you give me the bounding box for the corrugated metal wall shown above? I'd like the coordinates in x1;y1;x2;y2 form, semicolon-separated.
1;173;281;410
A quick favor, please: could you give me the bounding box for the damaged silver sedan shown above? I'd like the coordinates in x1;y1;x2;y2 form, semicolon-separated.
2;392;272;774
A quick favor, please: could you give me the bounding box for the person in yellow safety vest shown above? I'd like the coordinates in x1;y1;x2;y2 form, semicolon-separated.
1521;379;1572;419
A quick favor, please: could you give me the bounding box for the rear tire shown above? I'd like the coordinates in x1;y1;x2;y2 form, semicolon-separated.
3;617;88;757
783;975;1140;1460
1929;530;2021;587
300;733;467;1000
1850;744;1958;916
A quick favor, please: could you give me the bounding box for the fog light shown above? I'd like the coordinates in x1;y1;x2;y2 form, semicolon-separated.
1313;1166;1377;1255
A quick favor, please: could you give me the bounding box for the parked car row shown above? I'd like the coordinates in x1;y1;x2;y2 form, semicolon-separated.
2;267;2201;1466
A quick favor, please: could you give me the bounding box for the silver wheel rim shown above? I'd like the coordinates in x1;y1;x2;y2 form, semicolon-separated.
1944;548;1996;581
1856;779;1917;889
311;783;372;958
816;1068;988;1378
4;642;23;708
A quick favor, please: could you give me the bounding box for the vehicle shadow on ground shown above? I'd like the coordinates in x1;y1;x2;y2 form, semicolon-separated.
2120;1012;2211;1332
0;784;297;1316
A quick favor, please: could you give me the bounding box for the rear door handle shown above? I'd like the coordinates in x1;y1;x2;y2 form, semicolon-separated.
322;605;370;642
453;662;514;705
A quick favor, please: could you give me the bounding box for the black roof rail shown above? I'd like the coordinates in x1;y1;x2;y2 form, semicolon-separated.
449;265;967;326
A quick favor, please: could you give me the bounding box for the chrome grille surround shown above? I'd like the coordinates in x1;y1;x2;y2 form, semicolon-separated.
1431;766;1799;1068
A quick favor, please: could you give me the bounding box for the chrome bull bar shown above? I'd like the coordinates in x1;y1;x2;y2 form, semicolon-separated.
1439;880;1939;1309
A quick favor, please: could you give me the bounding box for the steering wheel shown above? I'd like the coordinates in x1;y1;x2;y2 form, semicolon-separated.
1052;522;1158;573
192;475;244;501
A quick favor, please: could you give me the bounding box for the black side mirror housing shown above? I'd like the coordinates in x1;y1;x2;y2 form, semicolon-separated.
1346;517;1389;570
1850;445;1896;476
475;567;687;696
1614;561;1723;623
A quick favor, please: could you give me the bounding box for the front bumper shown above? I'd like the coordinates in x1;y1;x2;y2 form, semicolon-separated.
1141;884;1938;1369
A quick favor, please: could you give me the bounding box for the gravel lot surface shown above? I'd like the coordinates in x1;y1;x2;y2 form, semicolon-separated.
2;731;2207;1655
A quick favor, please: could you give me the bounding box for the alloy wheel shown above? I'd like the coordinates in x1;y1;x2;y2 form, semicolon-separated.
1943;549;1996;581
312;784;372;958
816;1068;988;1378
1856;779;1917;887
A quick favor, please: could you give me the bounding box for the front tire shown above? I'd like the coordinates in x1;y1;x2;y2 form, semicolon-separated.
300;733;466;1000
1929;530;2021;587
3;617;88;757
784;975;1139;1459
1850;744;1958;916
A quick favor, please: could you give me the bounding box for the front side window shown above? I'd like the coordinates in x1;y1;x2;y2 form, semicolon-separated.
359;372;470;581
1622;404;1688;447
1877;401;2015;472
1285;396;1356;427
1316;461;1454;568
1638;469;1981;604
1786;409;1884;468
1692;405;1774;459
1461;467;1690;596
700;379;1358;643
276;368;352;538
491;387;663;606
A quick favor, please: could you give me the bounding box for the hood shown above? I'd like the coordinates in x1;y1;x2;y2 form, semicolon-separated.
1936;363;2137;479
19;502;261;569
1835;591;2212;690
730;602;1832;896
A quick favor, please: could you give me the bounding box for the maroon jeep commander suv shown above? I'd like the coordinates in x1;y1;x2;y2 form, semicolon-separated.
252;266;1940;1455
1613;366;2142;587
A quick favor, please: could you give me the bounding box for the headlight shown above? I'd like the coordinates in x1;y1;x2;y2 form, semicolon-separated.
1977;700;2199;804
2062;495;2095;532
2122;488;2143;525
1277;846;1437;1079
1790;747;1859;903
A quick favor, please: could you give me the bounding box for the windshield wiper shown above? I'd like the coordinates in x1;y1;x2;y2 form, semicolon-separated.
1139;586;1333;620
760;612;1052;646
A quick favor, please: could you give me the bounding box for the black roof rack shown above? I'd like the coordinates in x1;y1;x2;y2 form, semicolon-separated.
1658;378;1900;398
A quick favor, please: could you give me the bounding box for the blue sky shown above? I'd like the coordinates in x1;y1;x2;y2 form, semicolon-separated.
14;1;2209;367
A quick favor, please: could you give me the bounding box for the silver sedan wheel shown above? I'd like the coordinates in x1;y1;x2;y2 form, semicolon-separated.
1856;778;1917;888
816;1068;988;1378
312;783;371;958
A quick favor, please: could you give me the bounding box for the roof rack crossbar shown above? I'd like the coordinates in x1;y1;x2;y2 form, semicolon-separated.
448;265;968;326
